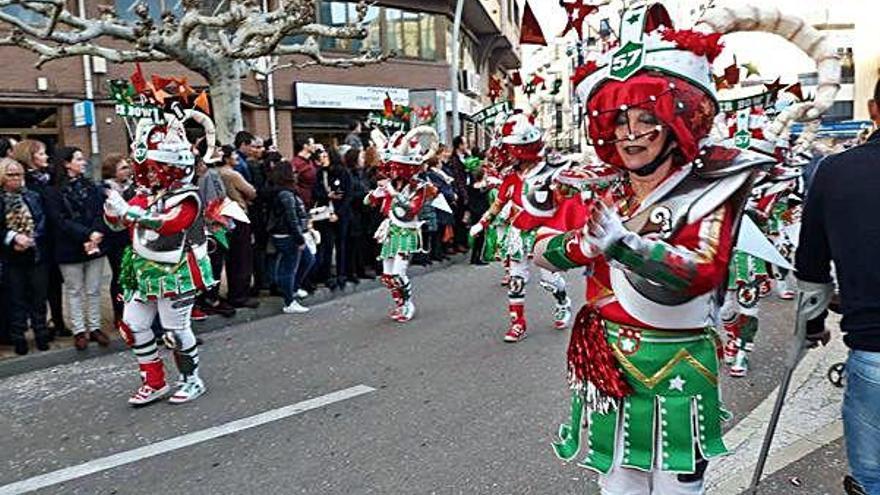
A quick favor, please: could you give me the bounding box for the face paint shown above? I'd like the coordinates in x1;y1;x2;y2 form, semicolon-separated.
613;108;674;173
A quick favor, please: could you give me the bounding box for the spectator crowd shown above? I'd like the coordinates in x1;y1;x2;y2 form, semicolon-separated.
0;124;492;356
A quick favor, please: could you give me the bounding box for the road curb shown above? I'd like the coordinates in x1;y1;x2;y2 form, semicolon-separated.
0;254;468;380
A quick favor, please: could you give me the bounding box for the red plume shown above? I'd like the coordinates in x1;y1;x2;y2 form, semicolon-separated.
571;61;600;88
661;28;725;63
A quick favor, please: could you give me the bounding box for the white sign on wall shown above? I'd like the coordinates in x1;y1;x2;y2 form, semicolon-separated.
295;82;409;110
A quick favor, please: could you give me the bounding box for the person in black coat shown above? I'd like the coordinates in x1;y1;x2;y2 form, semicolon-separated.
266;162;314;313
344;148;371;282
15;139;69;339
311;147;353;290
0;158;50;355
43;147;111;351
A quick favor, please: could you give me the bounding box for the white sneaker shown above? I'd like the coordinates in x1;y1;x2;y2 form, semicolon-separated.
394;301;415;322
128;383;170;406
295;289;309;298
553;298;573;330
168;376;206;404
283;301;310;314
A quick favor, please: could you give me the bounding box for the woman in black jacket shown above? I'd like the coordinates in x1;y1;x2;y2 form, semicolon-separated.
0;158;51;355
268;162;313;314
14;139;68;339
344;148;371;282
311;147;352;290
43;147;110;351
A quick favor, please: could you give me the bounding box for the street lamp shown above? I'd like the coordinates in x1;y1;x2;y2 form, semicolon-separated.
450;0;464;142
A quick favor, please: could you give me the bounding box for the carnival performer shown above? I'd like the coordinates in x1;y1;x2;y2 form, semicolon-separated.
366;126;440;323
538;3;839;493
719;106;803;377
469;111;583;343
103;71;217;406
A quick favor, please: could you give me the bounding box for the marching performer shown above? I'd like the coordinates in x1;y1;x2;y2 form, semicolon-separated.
538;3;839;493
104;71;217;406
470;111;583;343
366;126;440;323
719;107;805;377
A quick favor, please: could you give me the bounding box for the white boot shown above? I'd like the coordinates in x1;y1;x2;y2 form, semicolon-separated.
168;375;207;404
129;383;170;406
553;297;573;330
395;301;416;322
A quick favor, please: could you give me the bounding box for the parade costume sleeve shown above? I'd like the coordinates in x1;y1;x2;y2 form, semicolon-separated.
478;175;518;227
108;194;199;235
538;203;735;296
604;204;735;296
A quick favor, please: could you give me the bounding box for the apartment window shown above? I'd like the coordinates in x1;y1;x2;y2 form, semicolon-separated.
400;11;420;58
385;8;403;54
286;2;436;61
419;13;436;59
1;4;45;24
384;7;437;60
115;0;184;21
317;1;380;52
555;103;563;133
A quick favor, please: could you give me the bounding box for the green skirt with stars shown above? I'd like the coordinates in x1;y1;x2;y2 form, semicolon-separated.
553;321;730;474
121;247;215;302
379;224;423;260
482;224;536;263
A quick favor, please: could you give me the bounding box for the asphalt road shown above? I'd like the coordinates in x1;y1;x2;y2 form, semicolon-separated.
0;263;850;495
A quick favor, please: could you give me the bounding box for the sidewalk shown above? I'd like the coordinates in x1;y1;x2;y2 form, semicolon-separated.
0;254;467;379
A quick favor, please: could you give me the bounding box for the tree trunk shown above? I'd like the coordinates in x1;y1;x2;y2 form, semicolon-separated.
206;62;243;145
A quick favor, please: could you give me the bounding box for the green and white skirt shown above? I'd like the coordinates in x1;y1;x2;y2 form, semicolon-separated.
379;224;424;260
122;247;216;302
554;321;730;474
483;224;537;263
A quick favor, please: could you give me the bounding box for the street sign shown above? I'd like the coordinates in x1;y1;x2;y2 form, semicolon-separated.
73;100;94;127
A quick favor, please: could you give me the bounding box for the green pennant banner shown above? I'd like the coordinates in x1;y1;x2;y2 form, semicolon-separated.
719;90;777;113
471;101;512;125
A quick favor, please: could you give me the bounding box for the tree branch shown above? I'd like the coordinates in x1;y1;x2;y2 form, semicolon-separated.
0;30;169;68
272;36;389;68
0;0;138;43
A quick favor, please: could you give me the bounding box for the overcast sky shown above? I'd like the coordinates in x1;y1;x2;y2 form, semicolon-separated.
523;0;841;82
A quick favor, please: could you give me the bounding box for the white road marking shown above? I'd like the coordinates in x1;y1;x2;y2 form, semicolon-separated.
706;321;847;495
0;385;375;495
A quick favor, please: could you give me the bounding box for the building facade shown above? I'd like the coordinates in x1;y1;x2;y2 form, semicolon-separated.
0;0;521;161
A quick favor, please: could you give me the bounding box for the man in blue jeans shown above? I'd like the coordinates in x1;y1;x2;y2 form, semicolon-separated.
795;79;880;495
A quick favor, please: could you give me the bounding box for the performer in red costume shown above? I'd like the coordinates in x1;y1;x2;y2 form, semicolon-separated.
104;73;217;406
540;1;840;491
471;111;586;343
366;126;440;322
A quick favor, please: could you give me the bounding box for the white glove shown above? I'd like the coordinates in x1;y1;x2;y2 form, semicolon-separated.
583;203;629;253
469;222;484;238
104;190;130;218
499;201;513;220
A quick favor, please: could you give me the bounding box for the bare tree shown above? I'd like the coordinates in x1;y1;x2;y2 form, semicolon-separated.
0;0;387;142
